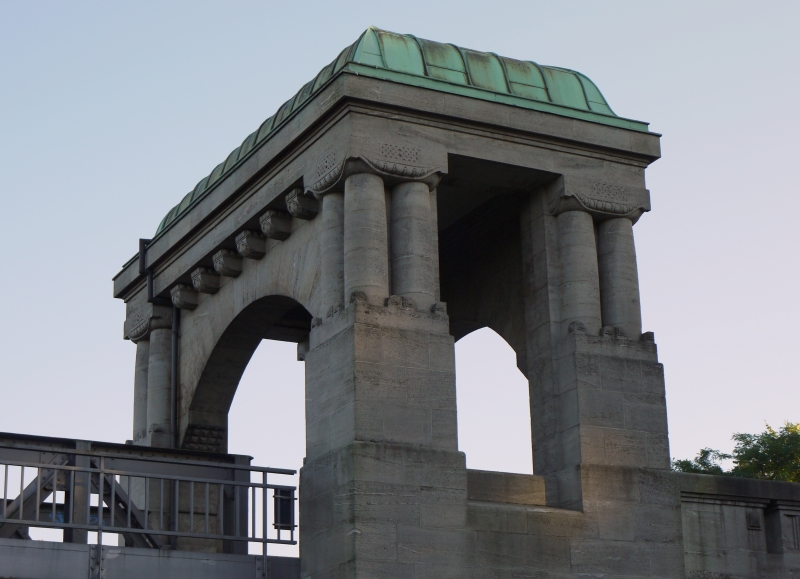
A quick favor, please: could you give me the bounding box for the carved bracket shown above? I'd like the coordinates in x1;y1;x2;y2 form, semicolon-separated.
191;267;220;294
235;230;266;259
213;249;242;277
548;176;651;223
260;209;293;240
171;284;199;310
286;188;319;219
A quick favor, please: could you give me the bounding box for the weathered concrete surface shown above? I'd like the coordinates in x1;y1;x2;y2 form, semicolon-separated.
111;51;800;578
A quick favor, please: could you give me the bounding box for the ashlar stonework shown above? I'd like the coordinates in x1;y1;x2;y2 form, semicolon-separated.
114;27;800;579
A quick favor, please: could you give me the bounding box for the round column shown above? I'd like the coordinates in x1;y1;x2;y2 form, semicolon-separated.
344;173;389;305
132;339;149;443
557;210;602;335
319;191;344;315
390;181;435;310
597;217;642;337
147;327;172;448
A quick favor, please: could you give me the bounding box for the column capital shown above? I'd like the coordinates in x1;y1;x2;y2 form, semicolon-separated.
305;149;445;197
124;303;173;343
547;175;651;223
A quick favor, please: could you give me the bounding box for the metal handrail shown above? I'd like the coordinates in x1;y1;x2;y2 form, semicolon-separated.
0;442;297;555
0;440;295;474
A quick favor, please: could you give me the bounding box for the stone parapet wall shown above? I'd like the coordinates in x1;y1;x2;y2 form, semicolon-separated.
680;473;800;578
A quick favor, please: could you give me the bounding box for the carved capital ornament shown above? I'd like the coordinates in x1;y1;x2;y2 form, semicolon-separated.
548;177;651;223
124;303;173;343
306;148;444;197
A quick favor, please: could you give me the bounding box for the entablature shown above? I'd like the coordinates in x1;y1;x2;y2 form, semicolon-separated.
114;72;661;308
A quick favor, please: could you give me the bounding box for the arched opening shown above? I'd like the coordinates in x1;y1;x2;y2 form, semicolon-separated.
183;294;310;557
455;327;532;474
183;295;311;452
228;339;304;557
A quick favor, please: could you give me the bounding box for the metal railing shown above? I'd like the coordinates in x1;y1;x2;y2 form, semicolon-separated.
0;433;297;559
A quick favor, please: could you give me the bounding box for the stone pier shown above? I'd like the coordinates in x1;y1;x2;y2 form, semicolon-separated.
108;27;799;579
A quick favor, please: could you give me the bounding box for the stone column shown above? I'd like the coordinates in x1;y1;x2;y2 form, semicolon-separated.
556;210;602;334
319;191;344;315
430;187;441;301
390;181;436;311
132;339;150;443
597;217;642;337
147;325;172;448
344;173;389;305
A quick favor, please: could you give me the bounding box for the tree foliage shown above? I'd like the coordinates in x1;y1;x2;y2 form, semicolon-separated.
672;448;730;475
672;422;800;482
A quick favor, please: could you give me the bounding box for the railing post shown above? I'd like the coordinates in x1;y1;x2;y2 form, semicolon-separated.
223;455;251;554
63;441;91;544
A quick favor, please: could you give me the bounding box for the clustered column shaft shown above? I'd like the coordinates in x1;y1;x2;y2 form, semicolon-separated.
390;181;436;310
146;327;172;448
597;217;642;337
557;210;602;335
132;339;150;443
344;173;389;305
319;191;344;314
556;207;642;338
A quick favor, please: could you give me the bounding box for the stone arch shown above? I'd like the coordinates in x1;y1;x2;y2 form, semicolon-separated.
180;294;311;452
438;189;529;376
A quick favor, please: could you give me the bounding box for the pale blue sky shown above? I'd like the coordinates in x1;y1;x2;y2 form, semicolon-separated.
1;1;798;493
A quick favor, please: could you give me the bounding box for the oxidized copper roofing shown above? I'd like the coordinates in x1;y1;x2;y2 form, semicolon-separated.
155;27;648;237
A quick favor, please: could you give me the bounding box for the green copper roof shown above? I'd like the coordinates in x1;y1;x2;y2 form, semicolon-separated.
154;27;648;236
